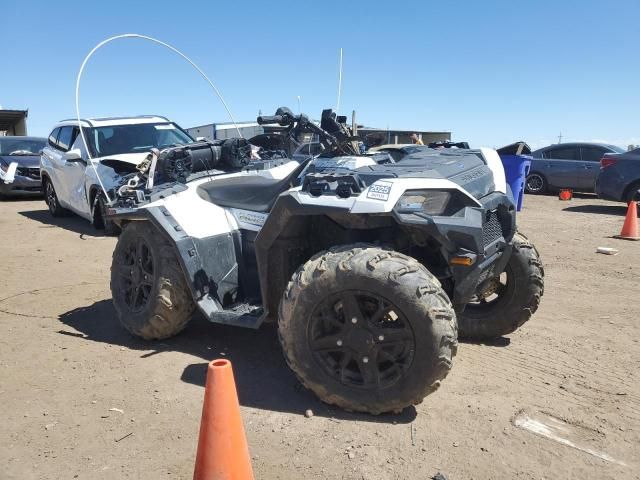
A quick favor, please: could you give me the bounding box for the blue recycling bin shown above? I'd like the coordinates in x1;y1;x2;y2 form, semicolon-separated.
500;154;531;211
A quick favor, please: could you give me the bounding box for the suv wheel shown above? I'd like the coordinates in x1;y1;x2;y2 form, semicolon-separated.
44;178;68;217
93;193;121;236
625;181;640;202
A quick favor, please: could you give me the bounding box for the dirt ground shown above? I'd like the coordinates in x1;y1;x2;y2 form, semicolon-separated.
1;193;639;480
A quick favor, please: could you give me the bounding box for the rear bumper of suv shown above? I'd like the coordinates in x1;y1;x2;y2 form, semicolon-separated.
595;171;625;202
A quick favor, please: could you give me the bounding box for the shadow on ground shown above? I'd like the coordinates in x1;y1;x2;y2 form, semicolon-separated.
461;336;510;348
563;204;632;216
18;209;104;237
59;299;416;424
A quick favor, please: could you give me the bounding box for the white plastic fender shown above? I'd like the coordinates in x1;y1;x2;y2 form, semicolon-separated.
478;147;507;194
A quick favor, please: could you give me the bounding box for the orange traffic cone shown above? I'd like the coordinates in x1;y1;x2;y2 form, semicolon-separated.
193;359;254;480
615;201;640;241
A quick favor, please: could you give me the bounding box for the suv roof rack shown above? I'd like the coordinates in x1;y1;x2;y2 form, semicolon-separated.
56;115;170;125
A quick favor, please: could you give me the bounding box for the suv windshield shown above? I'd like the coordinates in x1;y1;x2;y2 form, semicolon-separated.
87;122;193;157
0;138;46;155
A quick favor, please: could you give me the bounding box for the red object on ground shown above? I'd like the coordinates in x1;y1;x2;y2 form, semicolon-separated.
559;189;573;201
616;201;640;241
193;359;254;480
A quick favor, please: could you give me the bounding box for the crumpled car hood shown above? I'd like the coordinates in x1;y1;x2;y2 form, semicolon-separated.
95;152;148;165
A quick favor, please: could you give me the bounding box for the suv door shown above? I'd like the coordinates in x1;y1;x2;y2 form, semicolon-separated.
578;146;607;190
42;127;68;204
57;126;89;215
48;126;86;213
541;146;581;189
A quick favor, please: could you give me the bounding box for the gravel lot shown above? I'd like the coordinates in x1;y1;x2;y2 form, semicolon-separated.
1;194;639;480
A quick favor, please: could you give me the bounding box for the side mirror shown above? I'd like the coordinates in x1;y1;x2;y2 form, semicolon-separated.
63;149;84;163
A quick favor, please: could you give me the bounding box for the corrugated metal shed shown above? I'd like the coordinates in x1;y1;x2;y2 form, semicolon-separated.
0;109;28;135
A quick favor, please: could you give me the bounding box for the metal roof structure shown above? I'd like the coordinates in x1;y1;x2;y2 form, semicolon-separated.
0;109;28;135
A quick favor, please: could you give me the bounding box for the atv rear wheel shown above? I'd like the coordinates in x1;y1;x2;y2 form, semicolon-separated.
458;232;544;340
278;245;457;414
111;222;195;340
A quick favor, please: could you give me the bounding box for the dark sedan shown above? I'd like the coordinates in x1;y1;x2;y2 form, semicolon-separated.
0;136;46;198
526;142;625;194
596;148;640;202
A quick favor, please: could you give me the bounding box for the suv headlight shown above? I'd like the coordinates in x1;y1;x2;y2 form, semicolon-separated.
394;190;452;216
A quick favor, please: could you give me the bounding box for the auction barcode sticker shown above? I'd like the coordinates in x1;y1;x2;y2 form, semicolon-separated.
366;181;393;201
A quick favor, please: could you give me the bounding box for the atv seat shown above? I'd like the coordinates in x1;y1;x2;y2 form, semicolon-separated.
196;173;294;212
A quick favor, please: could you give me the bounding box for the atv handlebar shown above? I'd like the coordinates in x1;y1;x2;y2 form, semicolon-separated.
257;115;286;125
257;107;359;157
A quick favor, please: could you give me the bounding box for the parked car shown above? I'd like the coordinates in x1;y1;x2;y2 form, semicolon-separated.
0;136;46;198
40;116;194;233
526;142;626;194
595;148;640;202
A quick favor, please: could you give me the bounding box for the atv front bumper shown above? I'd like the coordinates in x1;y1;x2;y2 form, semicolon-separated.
393;191;516;311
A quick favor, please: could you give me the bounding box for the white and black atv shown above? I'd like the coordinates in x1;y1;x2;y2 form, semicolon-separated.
107;107;543;414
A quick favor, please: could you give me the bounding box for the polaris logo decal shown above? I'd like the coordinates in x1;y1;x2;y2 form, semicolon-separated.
367;181;392;201
231;209;268;228
458;169;484;182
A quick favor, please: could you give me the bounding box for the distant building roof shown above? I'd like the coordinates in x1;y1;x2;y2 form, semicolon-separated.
0;109;28;133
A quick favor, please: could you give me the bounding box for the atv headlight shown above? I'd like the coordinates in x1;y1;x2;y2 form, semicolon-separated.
394;190;452;216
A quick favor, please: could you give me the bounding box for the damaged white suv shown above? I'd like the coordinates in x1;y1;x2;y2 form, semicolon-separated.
40;116;194;234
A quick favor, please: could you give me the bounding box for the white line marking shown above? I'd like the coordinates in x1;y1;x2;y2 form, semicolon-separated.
514;414;627;466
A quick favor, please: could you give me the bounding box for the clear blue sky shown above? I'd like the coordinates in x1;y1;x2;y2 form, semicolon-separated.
3;0;639;149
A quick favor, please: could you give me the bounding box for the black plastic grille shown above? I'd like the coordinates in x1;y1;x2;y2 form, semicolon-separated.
16;167;40;180
482;209;503;246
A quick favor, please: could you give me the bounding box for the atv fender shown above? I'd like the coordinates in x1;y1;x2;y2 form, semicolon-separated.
110;205;257;327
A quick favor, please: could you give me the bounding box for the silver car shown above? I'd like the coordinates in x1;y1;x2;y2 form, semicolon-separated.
526;142;625;194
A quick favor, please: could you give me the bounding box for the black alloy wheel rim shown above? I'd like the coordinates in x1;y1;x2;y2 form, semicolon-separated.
115;236;155;313
308;290;416;389
526;174;544;193
467;270;509;309
46;182;57;212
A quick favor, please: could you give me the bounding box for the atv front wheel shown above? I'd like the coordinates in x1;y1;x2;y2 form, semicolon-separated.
458;232;544;340
111;222;195;340
278;245;457;414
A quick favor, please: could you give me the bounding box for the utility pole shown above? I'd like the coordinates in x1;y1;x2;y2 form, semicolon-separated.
351;110;357;135
557;132;563;144
297;96;301;114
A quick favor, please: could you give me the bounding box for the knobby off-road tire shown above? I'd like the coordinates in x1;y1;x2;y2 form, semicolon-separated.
111;222;195;340
278;244;458;415
458;232;544;340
